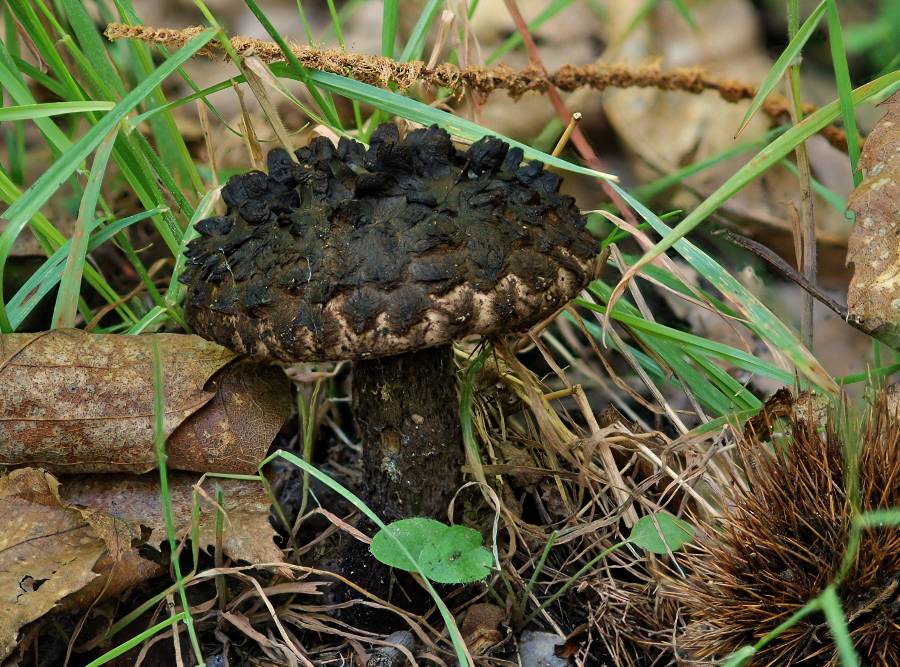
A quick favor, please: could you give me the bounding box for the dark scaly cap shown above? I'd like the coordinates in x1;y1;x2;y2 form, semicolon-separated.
180;124;597;362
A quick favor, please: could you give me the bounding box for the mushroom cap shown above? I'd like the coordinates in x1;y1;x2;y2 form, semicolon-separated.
181;124;597;362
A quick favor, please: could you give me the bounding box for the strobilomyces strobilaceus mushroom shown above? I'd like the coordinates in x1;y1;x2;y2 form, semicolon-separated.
180;123;597;522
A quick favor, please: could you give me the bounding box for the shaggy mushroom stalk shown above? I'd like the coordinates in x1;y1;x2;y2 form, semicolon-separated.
181;123;597;523
353;345;462;520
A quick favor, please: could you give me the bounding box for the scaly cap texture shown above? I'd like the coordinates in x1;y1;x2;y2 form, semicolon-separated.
181;124;597;362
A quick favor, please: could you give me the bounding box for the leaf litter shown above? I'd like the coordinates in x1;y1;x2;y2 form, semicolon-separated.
0;468;286;660
0;329;291;474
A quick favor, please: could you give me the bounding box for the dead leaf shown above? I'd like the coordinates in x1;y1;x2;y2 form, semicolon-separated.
0;467;285;657
460;602;505;655
60;471;285;566
0;329;291;474
167;359;293;474
0;468;107;659
846;92;900;348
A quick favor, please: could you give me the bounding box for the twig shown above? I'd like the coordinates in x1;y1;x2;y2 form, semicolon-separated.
104;22;856;152
551;112;582;157
715;229;876;339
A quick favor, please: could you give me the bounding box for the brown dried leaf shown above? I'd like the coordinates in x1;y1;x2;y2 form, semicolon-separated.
0;330;291;474
167;359;292;473
847;92;900;348
60;472;285;566
0;468;107;659
0;467;285;657
460;602;505;655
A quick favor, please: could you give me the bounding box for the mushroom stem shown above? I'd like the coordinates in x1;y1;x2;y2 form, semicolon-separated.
352;344;463;521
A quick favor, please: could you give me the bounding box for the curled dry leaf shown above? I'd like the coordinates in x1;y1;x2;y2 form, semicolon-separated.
0;467;285;658
846;92;900;348
0;329;291;474
0;468;131;659
60;471;286;567
460;603;505;655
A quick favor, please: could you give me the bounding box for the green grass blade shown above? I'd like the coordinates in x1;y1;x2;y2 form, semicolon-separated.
631;127;785;202
6;209;161;329
114;0;243;140
0;40;72;153
780;158;847;213
241;0;343;128
8;1;85;104
616;70;900;335
0;170;137;327
486;0;576;65
11;11;190;257
381;0;399;59
825;0;862;187
399;0;444;62
0;101;115;121
0;27;216;332
151;341;204;665
608;181;839;392
109;19;205;194
9;55;68;99
294;0;315;45
855;508;900;527
819;586;859;667
52;129;118;328
670;0;698;30
685;348;761;410
128;78;235;129
736;0;827;136
288;68;617;181
578;298;795;384
61;0;127;98
165;187;220;311
322;0;364;131
85;613;186;667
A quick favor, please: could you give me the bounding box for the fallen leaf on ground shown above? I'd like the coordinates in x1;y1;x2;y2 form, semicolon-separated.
61;471;286;566
0;329;291;474
460;603;505;655
846;92;900;348
0;467;285;658
0;468;118;660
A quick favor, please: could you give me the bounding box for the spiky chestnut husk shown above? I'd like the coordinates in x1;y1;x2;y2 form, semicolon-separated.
670;389;900;666
180;124;596;363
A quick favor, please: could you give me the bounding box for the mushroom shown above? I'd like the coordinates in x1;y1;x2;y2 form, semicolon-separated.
180;124;597;521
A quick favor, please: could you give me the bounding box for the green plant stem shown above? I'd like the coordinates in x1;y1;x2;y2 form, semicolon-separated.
291;378;323;537
86;613;186;667
825;0;862;186
517;530;558;618
152;341;204;665
787;0;816;351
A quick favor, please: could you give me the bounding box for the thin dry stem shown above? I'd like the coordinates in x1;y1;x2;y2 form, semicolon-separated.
104;22;855;152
